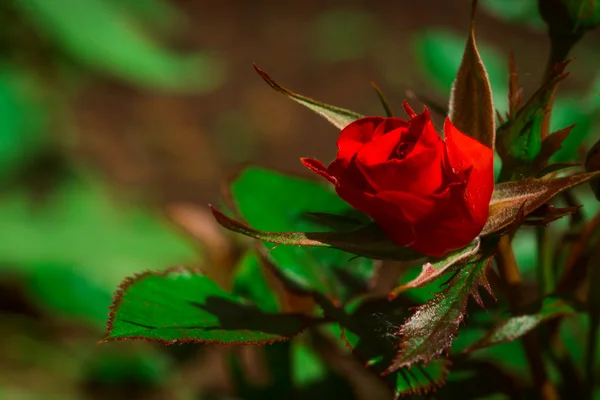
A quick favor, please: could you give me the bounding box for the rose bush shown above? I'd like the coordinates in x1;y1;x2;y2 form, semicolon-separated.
301;101;494;257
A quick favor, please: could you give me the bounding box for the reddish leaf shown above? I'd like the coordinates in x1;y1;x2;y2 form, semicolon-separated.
389;239;480;299
448;0;496;150
481;171;600;235
532;124;576;173
254;65;363;130
525;204;582;226
508;51;523;118
496;59;571;176
385;257;494;372
211;206;423;261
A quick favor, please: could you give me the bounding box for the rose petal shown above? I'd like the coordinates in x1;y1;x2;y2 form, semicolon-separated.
371;117;408;140
444;118;494;224
354;109;446;193
411;181;482;257
335;117;385;166
334;185;416;247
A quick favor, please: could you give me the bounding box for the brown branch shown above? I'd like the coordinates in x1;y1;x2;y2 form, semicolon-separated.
495;236;559;400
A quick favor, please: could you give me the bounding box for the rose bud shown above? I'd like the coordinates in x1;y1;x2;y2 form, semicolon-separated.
301;101;494;257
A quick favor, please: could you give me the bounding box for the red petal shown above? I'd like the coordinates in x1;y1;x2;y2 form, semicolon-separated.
335;117;384;166
443;118;494;225
334;185;416;247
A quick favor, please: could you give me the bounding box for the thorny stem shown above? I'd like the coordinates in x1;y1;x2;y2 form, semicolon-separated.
536;226;554;296
496;236;559;400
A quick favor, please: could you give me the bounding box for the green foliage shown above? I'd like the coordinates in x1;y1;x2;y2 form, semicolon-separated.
481;0;545;28
232;251;280;313
551;96;595;162
228;167;377;303
413;29;509;115
0;68;46;183
11;0;224;92
0;173;198;325
104;267;311;343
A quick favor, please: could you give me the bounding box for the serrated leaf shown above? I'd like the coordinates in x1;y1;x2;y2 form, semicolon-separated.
464;297;576;352
317;295;449;396
254;65;363;130
482;171;600;235
449;1;496;150
389;239;480;298
395;360;449;397
226;167;380;303
103;267;312;344
496;59;571;178
386;257;494;372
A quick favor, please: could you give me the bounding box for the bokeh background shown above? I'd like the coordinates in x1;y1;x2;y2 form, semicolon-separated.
1;0;599;399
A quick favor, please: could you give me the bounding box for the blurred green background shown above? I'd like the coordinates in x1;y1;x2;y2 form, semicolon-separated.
0;0;599;399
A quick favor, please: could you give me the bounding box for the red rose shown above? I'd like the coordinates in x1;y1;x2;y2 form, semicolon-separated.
301;101;494;257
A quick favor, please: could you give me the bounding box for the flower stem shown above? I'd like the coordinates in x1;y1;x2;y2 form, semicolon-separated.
496;236;559;400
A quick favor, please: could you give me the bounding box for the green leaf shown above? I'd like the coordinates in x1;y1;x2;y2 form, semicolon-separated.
26;262;112;327
0;67;46;183
481;0;545;28
254;65;363;130
386;257;494;372
292;341;328;388
103;267;312;343
496;59;571;178
413;29;508;116
225;167;380;303
449;3;496;150
389;239;480;298
0;173;198;325
232;251;280;313
464;297;576;352
12;0;224;92
482;171;600;235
